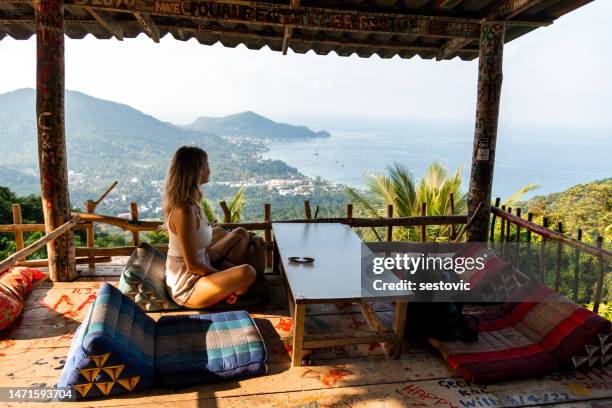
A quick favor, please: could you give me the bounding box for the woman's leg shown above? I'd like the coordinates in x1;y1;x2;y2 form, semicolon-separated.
183;264;256;309
207;227;250;266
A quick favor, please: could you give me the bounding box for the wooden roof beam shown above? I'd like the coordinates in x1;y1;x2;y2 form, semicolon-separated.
436;0;546;60
85;7;123;40
282;0;300;55
64;0;483;39
134;12;160;42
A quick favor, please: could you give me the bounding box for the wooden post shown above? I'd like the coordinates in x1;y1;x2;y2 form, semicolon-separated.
526;212;533;276
466;22;505;242
515;208;521;266
264;203;272;268
593;236;605;314
386;204;393;241
503;207;512;258
219;201;231;223
489;197;500;242
499;205;506;243
449;193;456;241
346;203;353;219
12;204;24;251
573;228;582;301
304;200;312;219
130;202;139;246
85;199;95;268
554;221;563;291
539;217;549;283
420;203;427;242
35;0;76;282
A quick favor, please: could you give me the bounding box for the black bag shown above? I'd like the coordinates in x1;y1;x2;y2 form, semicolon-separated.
405;266;478;342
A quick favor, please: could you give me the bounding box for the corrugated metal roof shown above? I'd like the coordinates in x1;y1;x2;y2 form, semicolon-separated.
0;0;592;60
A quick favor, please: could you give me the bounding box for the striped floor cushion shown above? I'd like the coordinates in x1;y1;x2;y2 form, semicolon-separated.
429;308;559;383
58;283;156;399
500;280;612;369
155;310;268;387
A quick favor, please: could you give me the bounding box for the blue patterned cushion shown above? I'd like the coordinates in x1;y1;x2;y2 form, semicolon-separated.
155;310;268;387
119;243;179;311
58;283;156;399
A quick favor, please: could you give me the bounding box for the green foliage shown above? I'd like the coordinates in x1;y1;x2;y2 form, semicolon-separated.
347;162;466;241
143;229;169;245
519;178;611;243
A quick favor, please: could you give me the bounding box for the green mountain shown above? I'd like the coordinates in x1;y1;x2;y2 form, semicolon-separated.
522;178;611;243
0;88;345;219
187;111;331;140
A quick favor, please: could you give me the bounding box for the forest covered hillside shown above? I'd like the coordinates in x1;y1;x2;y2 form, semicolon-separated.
521;178;611;243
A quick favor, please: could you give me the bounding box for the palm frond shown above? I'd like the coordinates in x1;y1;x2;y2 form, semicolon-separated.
200;199;218;223
502;183;540;207
346;186;382;217
228;186;245;222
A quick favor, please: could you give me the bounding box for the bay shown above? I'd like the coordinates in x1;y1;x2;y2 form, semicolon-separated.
261;121;612;200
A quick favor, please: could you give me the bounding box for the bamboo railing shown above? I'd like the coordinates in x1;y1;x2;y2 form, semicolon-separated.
490;202;610;313
1;198;609;314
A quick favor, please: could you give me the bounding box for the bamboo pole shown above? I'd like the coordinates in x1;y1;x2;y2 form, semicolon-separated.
539;217;549;283
76;244;167;257
515;208;521;266
0;216;80;274
500;205;506;243
85;200;96;268
386;204;393;241
420;203;427;242
466;22;505;242
11;204;24;251
593;236;605;314
36;0;76;282
573;228;582;301
304;200;312;219
219;201;231;223
526;212;533;277
130;202;140;246
489;197;500;243
554;221;563;291
263;203;272;267
17;256;111;268
449;193;456;241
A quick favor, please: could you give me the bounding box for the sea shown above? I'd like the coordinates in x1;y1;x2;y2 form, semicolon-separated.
261;120;612;200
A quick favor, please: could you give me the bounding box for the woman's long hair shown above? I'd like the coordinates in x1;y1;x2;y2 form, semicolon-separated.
162;146;208;225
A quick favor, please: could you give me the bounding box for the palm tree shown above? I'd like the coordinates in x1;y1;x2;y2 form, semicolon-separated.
201;186;245;223
347;162;466;241
347;162;538;242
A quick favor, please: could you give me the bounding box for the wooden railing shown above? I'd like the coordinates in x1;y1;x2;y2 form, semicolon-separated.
1;197;608;315
490;202;610;313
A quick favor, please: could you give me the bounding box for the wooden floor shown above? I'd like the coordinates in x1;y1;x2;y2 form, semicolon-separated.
1;260;611;408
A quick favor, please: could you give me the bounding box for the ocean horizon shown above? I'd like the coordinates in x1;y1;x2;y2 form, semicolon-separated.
261;121;612;200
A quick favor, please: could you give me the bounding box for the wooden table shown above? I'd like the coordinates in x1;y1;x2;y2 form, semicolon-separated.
272;222;409;367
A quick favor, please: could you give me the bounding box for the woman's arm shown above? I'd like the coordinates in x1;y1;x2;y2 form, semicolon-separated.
170;204;218;276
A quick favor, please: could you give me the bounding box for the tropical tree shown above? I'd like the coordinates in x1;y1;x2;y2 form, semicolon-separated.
201;187;245;223
347;162;466;241
347;162;538;242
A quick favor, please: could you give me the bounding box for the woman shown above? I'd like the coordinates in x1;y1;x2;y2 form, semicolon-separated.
163;146;256;308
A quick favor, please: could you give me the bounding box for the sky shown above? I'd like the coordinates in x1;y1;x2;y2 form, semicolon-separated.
0;1;611;131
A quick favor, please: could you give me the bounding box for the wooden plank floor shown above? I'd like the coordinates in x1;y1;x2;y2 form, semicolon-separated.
0;260;611;407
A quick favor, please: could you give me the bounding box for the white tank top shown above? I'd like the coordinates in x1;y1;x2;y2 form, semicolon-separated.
166;205;212;257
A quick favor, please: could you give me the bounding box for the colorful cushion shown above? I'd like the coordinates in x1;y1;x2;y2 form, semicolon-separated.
429;308;559;383
58;283;156;399
0;267;46;331
155;310;268;387
119;243;179;311
501;280;612;368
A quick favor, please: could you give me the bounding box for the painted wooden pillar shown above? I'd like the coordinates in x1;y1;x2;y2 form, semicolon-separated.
466;22;505;242
35;0;77;281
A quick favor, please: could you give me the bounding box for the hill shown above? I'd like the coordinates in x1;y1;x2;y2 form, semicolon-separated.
187;111;331;140
0;89;345;219
522;178;611;243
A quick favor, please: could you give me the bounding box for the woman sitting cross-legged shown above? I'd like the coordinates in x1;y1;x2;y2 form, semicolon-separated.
163;146;256;309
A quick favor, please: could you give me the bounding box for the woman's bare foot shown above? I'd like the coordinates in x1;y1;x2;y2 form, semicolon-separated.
225;294;238;304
